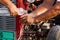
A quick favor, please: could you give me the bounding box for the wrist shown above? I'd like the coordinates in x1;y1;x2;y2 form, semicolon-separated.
29;13;37;17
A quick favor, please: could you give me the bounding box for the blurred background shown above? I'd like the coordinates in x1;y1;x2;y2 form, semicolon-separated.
0;0;60;40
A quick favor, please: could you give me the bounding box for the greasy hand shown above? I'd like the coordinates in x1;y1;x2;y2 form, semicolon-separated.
21;14;35;24
9;5;19;16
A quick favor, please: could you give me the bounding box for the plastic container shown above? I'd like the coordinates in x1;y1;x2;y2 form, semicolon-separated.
0;30;14;40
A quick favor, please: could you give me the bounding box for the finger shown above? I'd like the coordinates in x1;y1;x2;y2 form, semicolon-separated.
12;13;15;16
12;12;18;16
20;14;27;18
21;17;27;22
13;13;18;16
10;13;13;16
15;11;19;15
21;17;27;24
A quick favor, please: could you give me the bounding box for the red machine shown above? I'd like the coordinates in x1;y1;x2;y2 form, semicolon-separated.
16;0;38;39
16;0;27;40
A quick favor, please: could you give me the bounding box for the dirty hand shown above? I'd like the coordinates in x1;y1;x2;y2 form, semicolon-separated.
21;13;35;24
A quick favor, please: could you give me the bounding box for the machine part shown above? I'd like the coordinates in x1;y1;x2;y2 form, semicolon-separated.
16;0;26;39
33;0;43;6
18;8;27;15
27;0;35;3
16;15;24;40
0;8;10;16
47;25;60;40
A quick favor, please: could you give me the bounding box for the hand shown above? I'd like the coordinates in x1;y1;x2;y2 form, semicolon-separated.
27;14;35;24
21;13;35;24
9;5;19;16
26;15;40;24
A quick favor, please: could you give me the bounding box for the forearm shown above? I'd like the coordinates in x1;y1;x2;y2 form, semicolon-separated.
30;0;56;17
0;0;16;9
35;2;60;22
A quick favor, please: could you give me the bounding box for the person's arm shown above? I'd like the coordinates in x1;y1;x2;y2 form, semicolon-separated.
35;2;60;22
30;0;56;16
0;0;15;8
21;0;57;24
0;0;19;16
22;0;56;24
